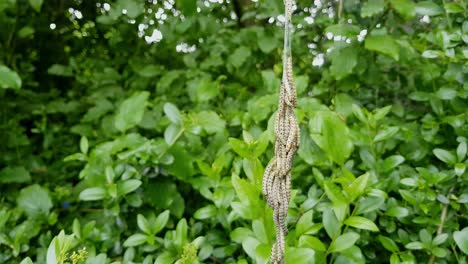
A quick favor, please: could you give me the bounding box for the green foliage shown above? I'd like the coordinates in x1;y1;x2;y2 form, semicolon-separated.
0;0;467;263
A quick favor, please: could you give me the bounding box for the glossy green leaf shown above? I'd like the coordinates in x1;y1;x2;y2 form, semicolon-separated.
433;148;456;164
164;123;183;145
365;35;400;61
299;235;326;251
79;187;107;201
117;179;142;196
323;208;341;240
310;111;354;165
381;155;405;172
228;46;251;68
17;184;53;218
390;0;415;19
28;0;43;12
361;0;384;17
0;166;31;183
284;247;315;263
193;111;226;134
344;216;379;232
194;205;218;220
114;91;150;132
123;234;148;247
405;241;424;250
176;0;197;16
379;235;399;252
328;232;360;253
453;227;468;254
415;1;444;16
137;214;151;234
153;210;170;235
163;102;183;124
0;65;21;90
330;46;358;80
457;141;467;161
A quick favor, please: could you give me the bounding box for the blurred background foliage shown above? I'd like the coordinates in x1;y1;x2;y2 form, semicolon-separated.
0;0;467;263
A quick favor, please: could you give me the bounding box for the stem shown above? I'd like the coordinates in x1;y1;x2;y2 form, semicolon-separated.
338;0;343;20
428;188;453;264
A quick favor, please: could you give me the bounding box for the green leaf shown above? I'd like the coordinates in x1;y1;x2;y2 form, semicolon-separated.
193;111;226;134
361;0;385;17
433;148;456;164
80;136;89;154
105;166;115;183
0;65;22;90
123;233;148;247
296;210;314;236
453;227;468;254
79;187;107;201
299;235;326;251
433;233;448;245
444;3;464;13
117;179;142;196
17;184;53;218
323;208;341;239
194;205;218;220
242;237;260;259
344;173;370;201
415;1;444;16
324;181;346;204
284;247;315;263
344;216;379;232
28;0;43;12
374;127;399;142
386;206;409;218
164;123;183;145
455;163;466;176
230;227;254;244
436;87;457;100
422;50;441;59
175;218;188;247
365;35;400;61
117;0;144;18
381;155;405;172
153;210;170;235
47;64;73;77
164;102;183;124
325;24;361;37
228;46;251;68
137;64;160;78
379;235;399;252
310;111;354;165
195;78;219;102
390;0;415;19
137;214;151;234
176;0;197;16
405;241;423;250
356;196;385;214
258;34;277;53
0;166;31;183
114;91;150;132
328;232;360;253
229;138;250;158
330;46;358;80
20;257;34;264
457;141;467;161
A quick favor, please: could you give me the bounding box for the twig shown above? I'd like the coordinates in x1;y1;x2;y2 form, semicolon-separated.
428;188;453;264
337;0;343;20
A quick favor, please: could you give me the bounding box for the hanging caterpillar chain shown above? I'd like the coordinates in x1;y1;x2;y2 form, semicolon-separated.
262;0;299;263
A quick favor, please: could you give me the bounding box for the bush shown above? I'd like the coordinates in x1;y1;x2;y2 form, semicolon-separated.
0;0;467;263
